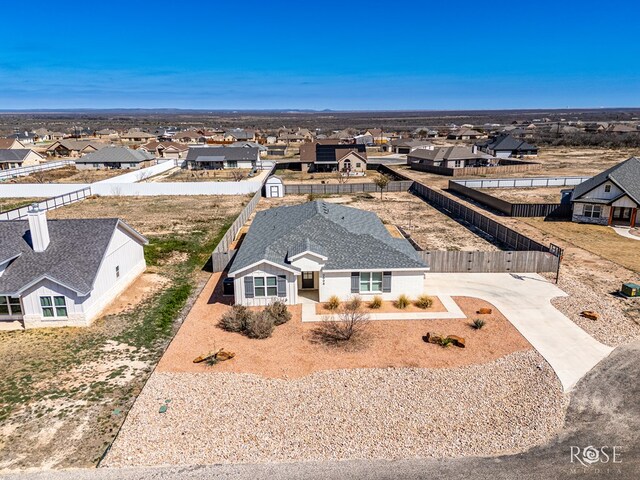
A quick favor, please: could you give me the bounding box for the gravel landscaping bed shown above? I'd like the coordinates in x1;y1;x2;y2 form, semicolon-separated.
103;350;566;468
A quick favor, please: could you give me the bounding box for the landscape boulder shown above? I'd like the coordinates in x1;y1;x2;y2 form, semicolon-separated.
446;335;466;348
580;311;599;321
422;332;445;344
193;348;236;364
477;307;492;315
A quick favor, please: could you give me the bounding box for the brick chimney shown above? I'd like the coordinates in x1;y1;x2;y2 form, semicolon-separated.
28;204;50;252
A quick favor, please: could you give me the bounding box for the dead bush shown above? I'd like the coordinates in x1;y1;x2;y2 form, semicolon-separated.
245;311;275;339
368;295;383;309
394;294;410;309
313;306;370;344
345;295;362;311
219;305;252;333
325;295;340;310
264;300;291;326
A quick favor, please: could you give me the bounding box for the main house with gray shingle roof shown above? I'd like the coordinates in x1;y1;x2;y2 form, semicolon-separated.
74;146;156;170
227;201;429;306
0;206;148;328
570;157;640;227
186;146;259;170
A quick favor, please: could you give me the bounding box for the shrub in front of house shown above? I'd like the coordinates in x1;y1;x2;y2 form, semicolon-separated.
219;305;252;333
368;295;383;309
325;295;341;310
472;319;486;330
394;294;410;309
415;295;433;309
245;311;275;339
265;300;292;326
345;295;362;311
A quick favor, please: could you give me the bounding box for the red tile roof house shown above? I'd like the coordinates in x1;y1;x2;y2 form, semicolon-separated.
0;207;148;329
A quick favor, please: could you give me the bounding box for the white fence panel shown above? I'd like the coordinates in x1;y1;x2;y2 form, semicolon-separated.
455;176;591;189
0;161;75;181
95;160;178;184
0;183;91;197
90;181;261;196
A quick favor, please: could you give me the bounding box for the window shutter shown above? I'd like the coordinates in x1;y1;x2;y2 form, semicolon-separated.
382;271;392;292
351;272;359;293
277;275;286;297
244;277;254;298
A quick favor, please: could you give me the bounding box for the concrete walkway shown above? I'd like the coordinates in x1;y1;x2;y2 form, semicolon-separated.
300;295;465;322
611;226;640;241
424;273;613;392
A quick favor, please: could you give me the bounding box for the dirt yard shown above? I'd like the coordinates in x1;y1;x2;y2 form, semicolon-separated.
257;193;499;251
476;186;565;203
0;198;45;212
275;169;377;184
157;273;531;377
158;168;254;183
0;195;246;473
5;166;124;184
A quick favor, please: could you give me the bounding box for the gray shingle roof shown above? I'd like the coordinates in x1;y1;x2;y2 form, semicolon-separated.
228;201;427;275
75;146;155;164
0;218;146;295
477;134;537;153
571;157;640;204
186;146;259;162
0;149;32;162
408;146;489;162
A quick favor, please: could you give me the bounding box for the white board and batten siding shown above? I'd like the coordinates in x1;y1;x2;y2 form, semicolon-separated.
233;262;298;307
20;224;146;328
578;181;626;202
319;270;426;302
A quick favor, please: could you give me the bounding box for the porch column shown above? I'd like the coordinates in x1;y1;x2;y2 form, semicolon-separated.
631;208;638;227
607;206;614;226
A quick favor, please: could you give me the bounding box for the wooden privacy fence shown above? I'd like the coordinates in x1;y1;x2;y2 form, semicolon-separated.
421;250;560;273
284;180;413;195
0;187;92;220
408;160;541;177
410;182;551;252
447;180;573;218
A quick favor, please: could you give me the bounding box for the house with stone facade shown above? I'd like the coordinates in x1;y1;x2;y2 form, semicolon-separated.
570;157;640;227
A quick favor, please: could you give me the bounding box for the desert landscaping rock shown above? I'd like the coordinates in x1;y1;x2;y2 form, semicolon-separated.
103;350;567;467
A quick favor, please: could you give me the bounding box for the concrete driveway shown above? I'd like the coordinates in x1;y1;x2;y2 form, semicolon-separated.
424;273;613;391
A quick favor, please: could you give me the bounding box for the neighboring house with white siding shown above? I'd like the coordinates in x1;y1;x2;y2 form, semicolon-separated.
0;206;148;328
227;201;429;307
74;146;156;170
570;157;640;227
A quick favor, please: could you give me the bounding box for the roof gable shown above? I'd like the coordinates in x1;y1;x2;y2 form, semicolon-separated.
572;157;640;204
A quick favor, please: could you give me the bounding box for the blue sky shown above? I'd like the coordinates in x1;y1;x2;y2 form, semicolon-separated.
1;1;639;110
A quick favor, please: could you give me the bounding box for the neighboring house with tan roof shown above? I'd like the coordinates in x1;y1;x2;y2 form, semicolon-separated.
173;131;206;145
96;129;120;140
0;138;26;150
120;129;157;143
447;128;485;140
46;140;106;158
74;146;156;170
139;141;189;159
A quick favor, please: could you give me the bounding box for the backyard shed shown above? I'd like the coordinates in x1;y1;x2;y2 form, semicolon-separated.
264;176;284;198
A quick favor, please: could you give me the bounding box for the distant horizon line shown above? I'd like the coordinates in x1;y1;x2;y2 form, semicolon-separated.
1;106;640;115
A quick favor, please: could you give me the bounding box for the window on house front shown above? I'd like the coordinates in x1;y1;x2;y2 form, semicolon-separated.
356;162;362;168
454;160;462;167
359;272;383;293
227;160;238;168
254;276;278;297
40;296;68;318
584;204;602;218
604;184;611;193
0;296;22;316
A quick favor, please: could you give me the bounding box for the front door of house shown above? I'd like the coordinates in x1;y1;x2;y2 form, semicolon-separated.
302;272;314;289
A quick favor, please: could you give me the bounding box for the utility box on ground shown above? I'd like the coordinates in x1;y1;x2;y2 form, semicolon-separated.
621;283;640;297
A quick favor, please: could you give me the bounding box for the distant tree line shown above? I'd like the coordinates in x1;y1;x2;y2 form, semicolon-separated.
532;132;640;149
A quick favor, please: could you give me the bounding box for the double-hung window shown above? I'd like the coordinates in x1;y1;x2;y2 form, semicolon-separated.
40;296;68;318
254;276;278;297
584;204;602;218
359;272;383;293
0;296;22;316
